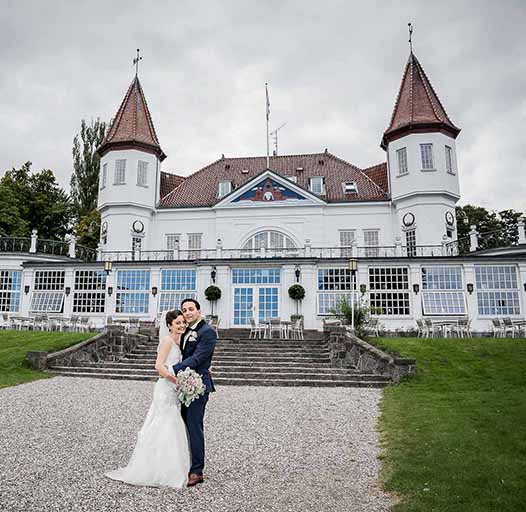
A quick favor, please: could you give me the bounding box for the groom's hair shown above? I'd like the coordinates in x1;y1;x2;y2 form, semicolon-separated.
181;298;201;310
166;309;184;327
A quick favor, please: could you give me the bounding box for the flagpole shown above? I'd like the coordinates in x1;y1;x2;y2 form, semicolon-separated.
265;83;270;168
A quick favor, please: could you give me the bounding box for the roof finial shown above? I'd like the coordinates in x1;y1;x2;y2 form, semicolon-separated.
408;23;413;54
133;48;142;77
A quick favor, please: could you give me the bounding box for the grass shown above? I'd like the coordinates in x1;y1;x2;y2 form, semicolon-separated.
373;336;526;512
0;330;94;389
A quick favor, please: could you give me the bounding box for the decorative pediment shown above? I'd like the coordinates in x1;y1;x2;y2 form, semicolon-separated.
215;170;325;208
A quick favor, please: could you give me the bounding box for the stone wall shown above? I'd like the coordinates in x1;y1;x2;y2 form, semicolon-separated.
324;325;416;382
26;326;151;370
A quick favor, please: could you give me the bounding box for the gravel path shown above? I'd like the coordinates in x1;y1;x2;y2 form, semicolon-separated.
0;377;392;512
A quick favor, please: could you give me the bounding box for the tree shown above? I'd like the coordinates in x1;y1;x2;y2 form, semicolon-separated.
0;162;72;240
70;118;107;222
73;209;101;249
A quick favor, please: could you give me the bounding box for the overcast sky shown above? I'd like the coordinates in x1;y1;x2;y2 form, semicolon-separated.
1;0;525;211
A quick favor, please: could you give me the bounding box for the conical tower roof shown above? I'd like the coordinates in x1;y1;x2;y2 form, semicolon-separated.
381;52;460;149
98;76;166;161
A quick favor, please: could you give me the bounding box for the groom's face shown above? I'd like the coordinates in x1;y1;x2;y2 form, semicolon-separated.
181;302;200;325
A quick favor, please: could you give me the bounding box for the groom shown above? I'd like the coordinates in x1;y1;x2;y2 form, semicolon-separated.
173;298;217;487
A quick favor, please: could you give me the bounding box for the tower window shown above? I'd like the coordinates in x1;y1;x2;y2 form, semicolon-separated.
420;144;434;170
114;159;126;184
309;176;325;195
445;146;455;174
405;229;417;257
218;181;232;198
137;161;148;186
397;147;408;176
101;163;107;189
342;182;358;194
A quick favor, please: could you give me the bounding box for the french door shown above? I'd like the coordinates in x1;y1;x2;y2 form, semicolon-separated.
233;286;280;325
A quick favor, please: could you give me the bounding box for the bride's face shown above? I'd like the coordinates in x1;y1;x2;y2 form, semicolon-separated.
170;315;187;335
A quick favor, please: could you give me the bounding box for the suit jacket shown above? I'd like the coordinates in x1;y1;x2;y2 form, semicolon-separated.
173;319;216;393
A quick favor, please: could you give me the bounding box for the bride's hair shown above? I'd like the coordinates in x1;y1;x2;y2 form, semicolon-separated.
166;309;184;328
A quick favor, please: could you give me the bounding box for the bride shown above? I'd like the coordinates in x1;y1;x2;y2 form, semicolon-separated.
105;309;191;488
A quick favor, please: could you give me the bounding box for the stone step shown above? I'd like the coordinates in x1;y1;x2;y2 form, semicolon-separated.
48;370;156;382
129;349;331;358
50;365;157;376
124;354;331;363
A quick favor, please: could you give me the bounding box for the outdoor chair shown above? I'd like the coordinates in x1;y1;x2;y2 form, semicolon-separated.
502;317;516;337
208;317;220;339
416;319;428;338
79;317;91;332
269;318;283;339
364;318;380;337
424;318;441;338
491;318;504;337
0;314;13;330
249;317;267;339
289;318;304;340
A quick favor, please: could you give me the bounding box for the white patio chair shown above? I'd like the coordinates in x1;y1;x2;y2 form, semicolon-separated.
416;319;428;338
502;317;516;338
249;317;266;339
491;318;503;337
289;318;304;340
269;318;283;339
365;318;380;337
0;314;13;330
424;319;441;338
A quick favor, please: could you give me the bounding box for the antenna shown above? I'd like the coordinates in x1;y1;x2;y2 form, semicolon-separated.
408;23;413;53
270;123;287;156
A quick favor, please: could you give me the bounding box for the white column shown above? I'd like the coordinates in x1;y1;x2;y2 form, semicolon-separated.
149;266;160;319
196;266;210;316
105;269;116;321
469;225;479;252
214;265;231;328
463;263;479;330
30;229;38;253
517;220;526;245
63;268;75;318
68;236;77;259
394;237;403;257
300;264;317;330
19;268;34;316
518;262;526;318
410;264;421;324
281;264;296;321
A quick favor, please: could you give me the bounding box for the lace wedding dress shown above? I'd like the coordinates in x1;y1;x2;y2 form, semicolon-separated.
105;323;190;488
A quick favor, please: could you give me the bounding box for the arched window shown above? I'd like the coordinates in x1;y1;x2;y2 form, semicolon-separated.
242;230;297;251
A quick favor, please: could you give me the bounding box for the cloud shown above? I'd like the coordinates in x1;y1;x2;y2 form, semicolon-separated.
0;0;525;212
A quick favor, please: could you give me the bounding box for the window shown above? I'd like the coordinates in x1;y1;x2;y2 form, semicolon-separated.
317;268;354;315
286;176;297;183
114;159;126;184
101;163;107;189
422;266;465;315
342;182;358;194
73;270;106;313
30;270;65;313
363;229;380;257
116;270;150;314
309;176;325;195
188;233;202;259
369;267;410;315
132;237;142;252
159;269;197;312
137;160;148;186
339;230;355;258
218;181;232;198
405;230;417;257
0;270;22;312
420;144;434;170
232;268;281;285
242;231;296;255
475;265;520;316
166;234;180;250
397;147;408;176
445;146;454;174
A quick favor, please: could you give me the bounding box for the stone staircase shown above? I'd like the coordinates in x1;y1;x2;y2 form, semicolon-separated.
48;331;391;388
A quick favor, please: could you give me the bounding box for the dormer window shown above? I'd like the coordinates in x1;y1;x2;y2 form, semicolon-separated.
309;176;325;195
218;181;232;198
343;182;358;194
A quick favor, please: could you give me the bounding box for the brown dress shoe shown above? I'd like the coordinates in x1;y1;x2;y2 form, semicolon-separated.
187;473;204;487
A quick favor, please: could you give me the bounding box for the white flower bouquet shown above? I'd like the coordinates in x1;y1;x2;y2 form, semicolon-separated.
175;367;206;406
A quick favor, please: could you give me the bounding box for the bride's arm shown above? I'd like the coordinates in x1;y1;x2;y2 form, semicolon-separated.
155;337;178;384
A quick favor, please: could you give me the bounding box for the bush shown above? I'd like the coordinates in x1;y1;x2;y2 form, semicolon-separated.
204;285;222;302
288;284;305;301
329;298;371;338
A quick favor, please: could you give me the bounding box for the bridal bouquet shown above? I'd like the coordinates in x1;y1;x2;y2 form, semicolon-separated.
175;367;206;406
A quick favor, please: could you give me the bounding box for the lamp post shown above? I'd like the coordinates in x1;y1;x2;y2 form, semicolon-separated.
349;259;358;331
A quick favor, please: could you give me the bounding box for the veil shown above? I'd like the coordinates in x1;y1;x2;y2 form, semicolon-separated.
158;311;169;353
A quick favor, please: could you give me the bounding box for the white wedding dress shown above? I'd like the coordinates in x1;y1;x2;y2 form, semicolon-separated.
105;329;190;488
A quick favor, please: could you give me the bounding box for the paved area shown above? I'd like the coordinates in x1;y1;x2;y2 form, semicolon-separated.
0;377;392;512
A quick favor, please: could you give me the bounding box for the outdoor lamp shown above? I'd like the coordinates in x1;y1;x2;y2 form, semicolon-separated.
211;266;217;283
107;286;113;296
349;259;358;274
360;284;367;295
294;265;301;282
524;283;526;292
467;283;474;295
24;285;30;295
151;286;158;297
65;286;71;296
413;283;420;295
104;260;113;275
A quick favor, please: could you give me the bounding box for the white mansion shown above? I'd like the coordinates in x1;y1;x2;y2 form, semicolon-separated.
1;49;525;331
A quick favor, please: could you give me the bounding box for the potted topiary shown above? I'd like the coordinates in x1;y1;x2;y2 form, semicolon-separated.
288;284;305;322
204;285;222;318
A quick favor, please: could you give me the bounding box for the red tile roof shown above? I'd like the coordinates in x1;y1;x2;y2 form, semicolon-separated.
158;152;389;208
382;52;460;148
363;163;389;192
98;76;166;161
160;171;185;199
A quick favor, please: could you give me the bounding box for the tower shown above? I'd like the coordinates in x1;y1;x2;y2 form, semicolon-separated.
97;76;166;253
382;52;461;252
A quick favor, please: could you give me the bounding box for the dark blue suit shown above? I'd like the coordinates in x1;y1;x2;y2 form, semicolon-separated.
173;319;216;475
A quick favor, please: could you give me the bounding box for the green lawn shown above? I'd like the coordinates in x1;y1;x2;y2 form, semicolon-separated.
0;330;94;389
374;337;526;512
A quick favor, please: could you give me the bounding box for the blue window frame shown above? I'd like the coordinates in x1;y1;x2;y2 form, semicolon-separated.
232;268;280;285
475;265;520;316
234;288;254;325
116;270;150;314
0;270;22;312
